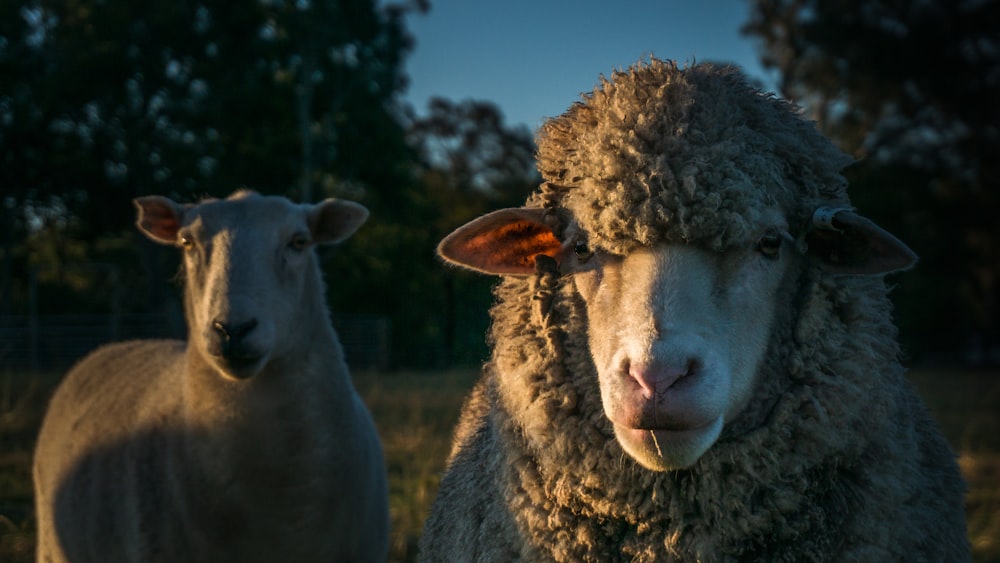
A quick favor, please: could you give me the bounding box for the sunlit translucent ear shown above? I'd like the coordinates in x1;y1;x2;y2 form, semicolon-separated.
437;208;563;275
805;207;918;274
134;196;185;245
308;199;369;244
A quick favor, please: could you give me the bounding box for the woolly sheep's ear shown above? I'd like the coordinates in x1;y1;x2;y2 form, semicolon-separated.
308;199;369;244
805;207;918;275
437;208;563;275
134;196;185;245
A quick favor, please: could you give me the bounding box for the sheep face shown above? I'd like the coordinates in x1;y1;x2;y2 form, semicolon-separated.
570;227;791;469
438;205;915;471
134;190;368;380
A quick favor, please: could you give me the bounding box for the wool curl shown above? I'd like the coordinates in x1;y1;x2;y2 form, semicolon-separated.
419;59;967;562
535;59;852;253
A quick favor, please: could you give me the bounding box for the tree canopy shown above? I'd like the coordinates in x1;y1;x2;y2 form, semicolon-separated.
1;0;423;228
1;0;538;369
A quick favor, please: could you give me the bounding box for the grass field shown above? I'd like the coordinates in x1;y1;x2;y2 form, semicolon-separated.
2;367;998;562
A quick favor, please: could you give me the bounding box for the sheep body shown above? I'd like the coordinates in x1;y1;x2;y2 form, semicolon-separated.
33;190;388;562
419;60;967;561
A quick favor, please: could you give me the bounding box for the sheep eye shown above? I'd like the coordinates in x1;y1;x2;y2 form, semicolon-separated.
179;235;194;250
574;242;593;261
289;233;310;251
757;232;783;259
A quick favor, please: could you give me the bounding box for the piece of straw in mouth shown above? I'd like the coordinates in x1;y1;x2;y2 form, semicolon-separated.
650;430;663;457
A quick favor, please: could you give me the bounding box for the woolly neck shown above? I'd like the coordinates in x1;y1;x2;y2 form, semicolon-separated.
485;266;903;561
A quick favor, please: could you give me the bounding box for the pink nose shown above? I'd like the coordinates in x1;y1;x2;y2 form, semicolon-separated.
629;359;697;400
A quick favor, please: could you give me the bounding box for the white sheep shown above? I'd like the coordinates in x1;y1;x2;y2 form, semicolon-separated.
419;60;968;561
33;189;389;562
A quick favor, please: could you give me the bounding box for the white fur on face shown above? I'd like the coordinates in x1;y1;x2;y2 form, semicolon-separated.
571;222;789;470
180;197;316;380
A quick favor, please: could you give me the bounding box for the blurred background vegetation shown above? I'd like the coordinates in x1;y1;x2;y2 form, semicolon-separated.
1;0;997;369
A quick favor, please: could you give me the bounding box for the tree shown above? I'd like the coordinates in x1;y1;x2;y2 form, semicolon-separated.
744;0;1000;363
258;0;426;202
408;98;539;227
1;0;539;369
324;98;539;367
1;0;423;229
410;98;539;364
0;0;423;319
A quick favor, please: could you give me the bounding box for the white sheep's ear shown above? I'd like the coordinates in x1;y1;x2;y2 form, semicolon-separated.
805;207;918;274
308;199;369;244
134;196;185;245
437;207;563;275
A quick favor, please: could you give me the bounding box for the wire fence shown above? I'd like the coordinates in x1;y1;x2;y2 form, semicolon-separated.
0;313;390;373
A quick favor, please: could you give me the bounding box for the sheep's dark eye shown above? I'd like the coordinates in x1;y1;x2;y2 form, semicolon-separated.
757;232;783;259
289;233;310;251
179;235;194;250
574;242;593;262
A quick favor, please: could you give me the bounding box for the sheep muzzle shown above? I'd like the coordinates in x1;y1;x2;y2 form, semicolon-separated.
205;317;267;379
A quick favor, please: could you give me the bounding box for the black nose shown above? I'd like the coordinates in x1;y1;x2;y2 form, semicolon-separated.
211;318;258;358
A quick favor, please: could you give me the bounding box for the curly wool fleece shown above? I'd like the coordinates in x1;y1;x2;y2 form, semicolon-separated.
419;60;967;561
535;59;852;253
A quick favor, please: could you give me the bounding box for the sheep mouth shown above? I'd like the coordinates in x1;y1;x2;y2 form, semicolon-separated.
212;353;266;380
611;418;724;471
610;410;718;434
204;336;267;379
604;376;726;469
605;380;721;433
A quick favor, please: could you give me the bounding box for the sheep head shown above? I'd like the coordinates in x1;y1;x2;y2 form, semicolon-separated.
438;205;915;470
134;190;368;380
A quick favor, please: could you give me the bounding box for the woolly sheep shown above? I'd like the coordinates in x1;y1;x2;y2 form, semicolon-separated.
33;189;389;562
419;60;968;561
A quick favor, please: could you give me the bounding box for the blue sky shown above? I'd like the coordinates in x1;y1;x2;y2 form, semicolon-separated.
401;0;778;133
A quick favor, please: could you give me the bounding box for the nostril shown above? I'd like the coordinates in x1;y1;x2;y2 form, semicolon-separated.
212;319;258;341
627;362;655;400
212;320;229;339
629;358;699;400
210;319;259;359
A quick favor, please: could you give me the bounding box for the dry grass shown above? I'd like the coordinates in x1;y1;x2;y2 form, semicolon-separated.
353;370;478;562
909;370;1000;562
1;368;997;562
0;371;54;563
